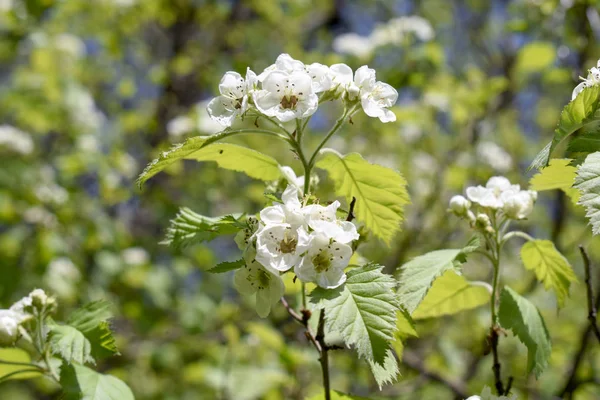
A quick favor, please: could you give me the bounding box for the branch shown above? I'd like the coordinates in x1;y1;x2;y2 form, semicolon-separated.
489;327;505;395
403;350;469;399
346;197;356;222
316;310;331;400
580;246;600;343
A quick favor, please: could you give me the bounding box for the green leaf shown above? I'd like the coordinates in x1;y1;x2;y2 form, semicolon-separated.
61;364;134;400
529;158;580;202
530;85;600;169
567;130;600;153
368;349;399;389
309;264;400;367
397;249;462;314
0;348;43;381
498;287;551;378
521;240;577;307
574;151;600;235
67;301;118;360
412;271;491;319
315;149;410;244
187;143;282;181
162;208;242;248
514;42;556;75
207;259;245;273
136;132;283;188
49;325;94;365
68;300;113;333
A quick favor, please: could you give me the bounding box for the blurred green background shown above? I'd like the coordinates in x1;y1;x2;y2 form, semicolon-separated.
1;0;600;398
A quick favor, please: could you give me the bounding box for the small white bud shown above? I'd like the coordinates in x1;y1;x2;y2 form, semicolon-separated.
475;213;492;231
449;195;471;216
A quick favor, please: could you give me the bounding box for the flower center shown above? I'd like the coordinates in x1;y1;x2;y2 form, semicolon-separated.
312;251;332;273
279;236;297;253
280;95;298;109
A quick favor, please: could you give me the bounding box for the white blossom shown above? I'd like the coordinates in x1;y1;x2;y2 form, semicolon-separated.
255;224;310;273
466;177;520;209
0;309;30;345
253;70;318;122
11;289;55;314
257;54;332;93
45;258;81;301
302;201;359;244
294;233;351;288
501;189;537;219
0;125;34;155
207;68;257;127
476;141;512;172
122;247;150;265
449;195;471;216
279;166;305;191
234;259;284;318
260;185;306;228
572;59;600;100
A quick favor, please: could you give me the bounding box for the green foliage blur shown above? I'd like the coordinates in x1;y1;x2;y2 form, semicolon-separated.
1;0;600;398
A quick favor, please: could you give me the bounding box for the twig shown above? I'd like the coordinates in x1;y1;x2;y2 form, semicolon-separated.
346;197;356;222
558;247;600;396
489;327;505;395
403;350;468;399
316;310;331;400
580;246;600;343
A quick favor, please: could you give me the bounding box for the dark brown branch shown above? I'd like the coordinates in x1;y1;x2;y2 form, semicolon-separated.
580;246;600;343
346;197;356;222
403;350;468;399
489;327;505;395
558;247;600;397
316;310;331;400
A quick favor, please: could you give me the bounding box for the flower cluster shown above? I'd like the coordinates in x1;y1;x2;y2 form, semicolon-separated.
0;289;55;345
572;58;600;100
234;185;359;317
207;53;398;126
449;176;537;228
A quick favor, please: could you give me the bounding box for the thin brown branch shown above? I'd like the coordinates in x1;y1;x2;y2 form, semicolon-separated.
489;327;505;395
316;310;331;400
580;246;600;343
346;197;356;222
403;350;469;399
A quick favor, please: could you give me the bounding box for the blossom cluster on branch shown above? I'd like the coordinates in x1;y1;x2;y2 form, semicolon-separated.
0;289;55;345
234;184;358;317
207;53;398;126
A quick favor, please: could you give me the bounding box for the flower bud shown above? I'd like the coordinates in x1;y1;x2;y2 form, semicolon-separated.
0;310;30;346
475;213;492;232
449;195;471;216
502;190;536;220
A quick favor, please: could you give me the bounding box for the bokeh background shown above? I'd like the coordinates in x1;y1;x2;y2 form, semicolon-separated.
1;0;600;398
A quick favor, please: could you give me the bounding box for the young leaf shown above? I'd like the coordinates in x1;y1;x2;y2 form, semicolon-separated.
389;308;418;380
412;271;491;319
207;259;245;273
0;348;43;381
520;240;577;307
529;158;580;202
530;85;600;169
49;325;94;365
397;249;462;314
67;300;113;333
162;208;242;248
186;143;282;181
315;149;410;244
574;151;600;235
137;134;282;188
309;264;400;366
498;287;551;378
61;363;134;400
67;301;118;359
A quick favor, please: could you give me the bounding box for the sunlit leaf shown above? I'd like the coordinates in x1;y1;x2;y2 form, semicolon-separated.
162;208;243;248
61;364;134;400
529;158;579;202
0;348;43;381
574;151;600;235
49;325;94;365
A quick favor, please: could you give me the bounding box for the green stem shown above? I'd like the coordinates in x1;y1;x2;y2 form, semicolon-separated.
307;107;353;170
0;359;44;369
501;230;534;245
0;369;42;383
301;283;307;310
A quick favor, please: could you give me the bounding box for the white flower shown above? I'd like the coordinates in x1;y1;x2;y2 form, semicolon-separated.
501;190;537;219
572;60;600;100
122;247;150;265
257;54;331;93
45;258;81;302
260;185;306;228
11;289;55;314
476;142;512;172
207;68;257;127
332;33;374;58
0;125;34;155
255;224;310;272
234;217;261;253
466;177;520;209
0;309;30;345
294;233;351;288
330;65;397;122
449;195;471;216
302;201;359;244
234;259;284;318
253;70;318;122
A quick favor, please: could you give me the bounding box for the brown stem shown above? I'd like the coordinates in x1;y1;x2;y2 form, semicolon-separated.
346;197;356;222
316;310;331;400
490;327;505;395
580;246;600;343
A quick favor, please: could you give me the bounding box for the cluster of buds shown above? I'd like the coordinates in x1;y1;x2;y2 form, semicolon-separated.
449;176;537;233
0;289;55;345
